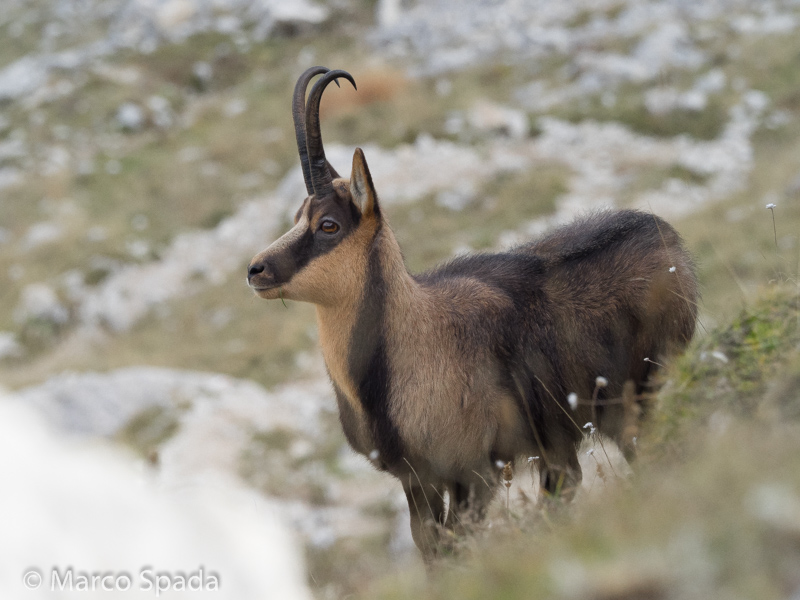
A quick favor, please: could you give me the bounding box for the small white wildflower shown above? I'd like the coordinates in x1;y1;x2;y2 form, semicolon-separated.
766;203;777;209
527;456;539;463
586;448;595;456
583;422;596;435
567;392;578;410
495;459;506;469
711;350;729;363
669;266;676;273
595;376;608;388
368;449;380;461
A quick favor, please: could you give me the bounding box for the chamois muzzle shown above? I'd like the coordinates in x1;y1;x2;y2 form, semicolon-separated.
247;234;309;292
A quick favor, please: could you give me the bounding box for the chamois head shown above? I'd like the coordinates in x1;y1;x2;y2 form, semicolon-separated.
247;67;382;306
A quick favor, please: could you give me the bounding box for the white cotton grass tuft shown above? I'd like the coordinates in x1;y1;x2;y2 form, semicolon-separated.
669;266;677;273
766;203;777;209
595;376;608;388
567;392;578;410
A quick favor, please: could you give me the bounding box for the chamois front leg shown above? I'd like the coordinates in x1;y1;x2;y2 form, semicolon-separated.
447;475;496;533
402;479;447;561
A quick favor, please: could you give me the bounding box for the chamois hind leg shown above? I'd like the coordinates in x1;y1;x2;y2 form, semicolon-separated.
402;479;447;561
539;444;582;501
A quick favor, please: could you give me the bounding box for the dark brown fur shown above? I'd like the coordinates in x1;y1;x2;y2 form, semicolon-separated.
247;68;698;559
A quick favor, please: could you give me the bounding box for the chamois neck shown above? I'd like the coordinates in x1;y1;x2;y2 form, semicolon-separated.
314;223;419;390
373;224;419;307
317;223;418;320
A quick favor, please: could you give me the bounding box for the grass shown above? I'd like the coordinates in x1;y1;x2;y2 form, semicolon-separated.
340;284;800;600
551;82;729;141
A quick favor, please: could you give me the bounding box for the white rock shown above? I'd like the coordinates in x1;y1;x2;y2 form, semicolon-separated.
645;87;680;115
268;0;329;27
743;89;770;113
15;367;330;439
147;95;173;128
192;61;213;85
0;56;49;101
0;332;21;359
677;89;708;112
468;100;529;139
22;221;64;250
223;97;248;117
376;0;402;28
116;102;145;131
694;68;726;93
0;399;312;600
156;0;196;30
0;166;22;190
0;136;27;161
40;145;72;176
14;283;69;325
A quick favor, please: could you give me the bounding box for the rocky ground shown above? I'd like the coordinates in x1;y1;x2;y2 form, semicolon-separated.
2;0;800;598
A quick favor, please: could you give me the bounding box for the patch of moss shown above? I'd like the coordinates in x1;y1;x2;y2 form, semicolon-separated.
116;405;180;460
252;427;295;452
651;285;800;448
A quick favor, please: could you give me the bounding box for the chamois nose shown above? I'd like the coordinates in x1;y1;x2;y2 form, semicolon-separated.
247;262;265;282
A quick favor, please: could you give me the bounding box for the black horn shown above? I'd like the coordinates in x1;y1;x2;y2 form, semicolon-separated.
292;66;330;196
305;69;357;200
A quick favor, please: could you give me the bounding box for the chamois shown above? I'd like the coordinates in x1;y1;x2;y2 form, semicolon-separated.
247;67;698;558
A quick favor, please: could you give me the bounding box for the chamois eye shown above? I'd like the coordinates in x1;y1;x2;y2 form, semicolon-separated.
320;220;339;234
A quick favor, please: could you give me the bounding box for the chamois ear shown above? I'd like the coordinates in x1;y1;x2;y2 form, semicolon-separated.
350;147;380;219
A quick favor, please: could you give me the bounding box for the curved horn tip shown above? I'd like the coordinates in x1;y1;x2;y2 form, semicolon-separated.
321;69;357;92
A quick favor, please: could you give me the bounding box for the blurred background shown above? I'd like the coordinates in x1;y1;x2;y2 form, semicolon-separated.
1;0;800;598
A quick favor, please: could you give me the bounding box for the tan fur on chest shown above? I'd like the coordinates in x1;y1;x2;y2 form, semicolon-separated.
385;277;521;471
